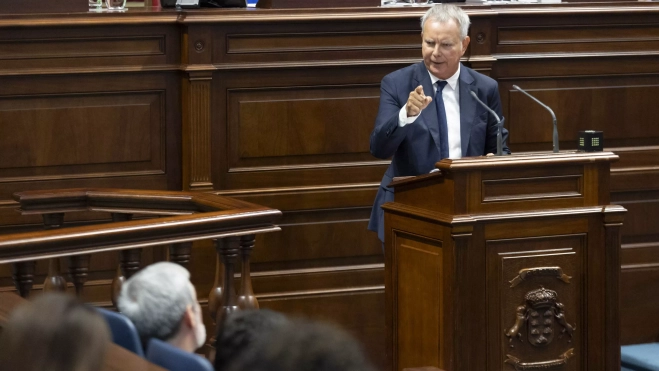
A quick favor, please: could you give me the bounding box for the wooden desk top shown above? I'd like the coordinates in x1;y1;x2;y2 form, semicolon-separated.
1;2;659;28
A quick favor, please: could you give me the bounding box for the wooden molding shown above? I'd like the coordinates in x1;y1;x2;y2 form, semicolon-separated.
183;71;214;191
0;189;281;264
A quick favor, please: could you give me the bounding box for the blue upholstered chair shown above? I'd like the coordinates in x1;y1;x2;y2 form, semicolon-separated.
621;343;659;371
146;338;214;371
96;308;144;357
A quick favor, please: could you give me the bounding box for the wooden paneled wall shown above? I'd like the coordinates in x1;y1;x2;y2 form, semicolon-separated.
1;4;659;369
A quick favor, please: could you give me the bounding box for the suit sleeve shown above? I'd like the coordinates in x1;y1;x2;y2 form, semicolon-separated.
369;75;410;159
484;81;511;155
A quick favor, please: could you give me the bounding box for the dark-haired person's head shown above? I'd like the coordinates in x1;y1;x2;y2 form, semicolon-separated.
214;309;290;370
0;292;110;371
226;318;376;371
117;262;206;353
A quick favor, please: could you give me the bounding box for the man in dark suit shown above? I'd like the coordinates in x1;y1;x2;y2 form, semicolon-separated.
368;4;510;242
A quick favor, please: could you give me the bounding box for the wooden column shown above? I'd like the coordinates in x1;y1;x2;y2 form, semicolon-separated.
44;259;67;293
603;206;625;371
68;254;91;297
208;254;225;324
11;261;36;298
237;234;258;310
168;242;192;268
183;70;214;191
214;237;240;330
110;213;140;306
42;213;67;293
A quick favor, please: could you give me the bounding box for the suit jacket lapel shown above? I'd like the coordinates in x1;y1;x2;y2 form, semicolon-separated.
414;62;441;153
459;65;476;157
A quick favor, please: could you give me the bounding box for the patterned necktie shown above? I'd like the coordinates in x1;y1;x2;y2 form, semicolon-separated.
435;80;449;160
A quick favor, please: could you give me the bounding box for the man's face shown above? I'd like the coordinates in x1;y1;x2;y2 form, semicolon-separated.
188;283;207;350
421;19;470;80
193;301;206;349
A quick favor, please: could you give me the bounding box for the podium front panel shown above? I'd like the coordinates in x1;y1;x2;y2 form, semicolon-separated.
486;229;586;371
384;152;624;371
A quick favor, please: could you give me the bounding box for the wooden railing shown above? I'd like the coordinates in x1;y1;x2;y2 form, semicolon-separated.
0;188;281;330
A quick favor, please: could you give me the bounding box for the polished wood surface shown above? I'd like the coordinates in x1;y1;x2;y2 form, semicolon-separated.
256;0;380;8
0;4;658;369
1;189;280;264
384;152;625;371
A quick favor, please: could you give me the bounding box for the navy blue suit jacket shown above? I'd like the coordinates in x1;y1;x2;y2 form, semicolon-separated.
368;62;510;242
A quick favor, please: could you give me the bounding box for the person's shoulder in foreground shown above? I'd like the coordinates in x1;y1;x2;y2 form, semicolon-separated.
225;317;377;371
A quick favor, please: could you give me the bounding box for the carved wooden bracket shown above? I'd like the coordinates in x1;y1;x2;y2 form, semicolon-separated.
505;348;573;370
510;267;571;288
476;32;487;44
194;40;205;52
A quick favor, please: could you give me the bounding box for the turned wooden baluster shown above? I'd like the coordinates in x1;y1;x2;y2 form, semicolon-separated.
68;254;90;297
208;254;225;323
168;242;192;269
42;213;67;293
205;254;225;356
11;261;36;298
237;234;258;310
214;237;240;331
11;213;67;298
110;248;142;306
110;213;141;307
44;259;67;293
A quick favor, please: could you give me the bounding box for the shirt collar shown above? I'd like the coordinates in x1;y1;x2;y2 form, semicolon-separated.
428;63;461;91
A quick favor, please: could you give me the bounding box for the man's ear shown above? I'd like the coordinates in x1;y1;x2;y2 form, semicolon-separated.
183;305;195;328
461;36;471;56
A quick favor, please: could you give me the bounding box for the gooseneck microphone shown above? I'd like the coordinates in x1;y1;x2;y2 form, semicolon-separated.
512;85;559;153
469;90;503;156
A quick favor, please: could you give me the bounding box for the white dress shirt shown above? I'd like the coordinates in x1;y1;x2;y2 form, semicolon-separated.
398;64;462;159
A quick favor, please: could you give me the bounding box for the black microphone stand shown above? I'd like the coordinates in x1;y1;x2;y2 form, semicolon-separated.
513;85;559;153
469;90;503;156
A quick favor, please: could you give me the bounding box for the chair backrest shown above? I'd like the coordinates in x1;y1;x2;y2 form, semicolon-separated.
96;307;145;357
621;343;659;371
146;338;214;371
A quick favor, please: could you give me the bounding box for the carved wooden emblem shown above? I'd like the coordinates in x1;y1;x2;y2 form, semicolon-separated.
505;349;574;371
505;287;575;347
509;267;572;288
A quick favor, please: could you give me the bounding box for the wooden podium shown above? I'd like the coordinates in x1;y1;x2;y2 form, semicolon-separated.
382;152;626;371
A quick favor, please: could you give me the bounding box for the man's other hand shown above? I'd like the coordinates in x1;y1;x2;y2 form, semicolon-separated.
406;85;432;117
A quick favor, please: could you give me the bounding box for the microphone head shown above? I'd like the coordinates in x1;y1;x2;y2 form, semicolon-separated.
512;84;521;91
469;90;478;98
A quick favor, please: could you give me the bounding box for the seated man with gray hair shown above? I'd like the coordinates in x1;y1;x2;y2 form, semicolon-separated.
117;261;206;353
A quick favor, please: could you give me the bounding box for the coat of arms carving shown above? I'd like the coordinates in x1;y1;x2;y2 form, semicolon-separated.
505;287;575;347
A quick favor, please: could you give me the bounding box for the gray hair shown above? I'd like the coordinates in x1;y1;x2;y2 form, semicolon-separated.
421;4;471;41
117;262;196;343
